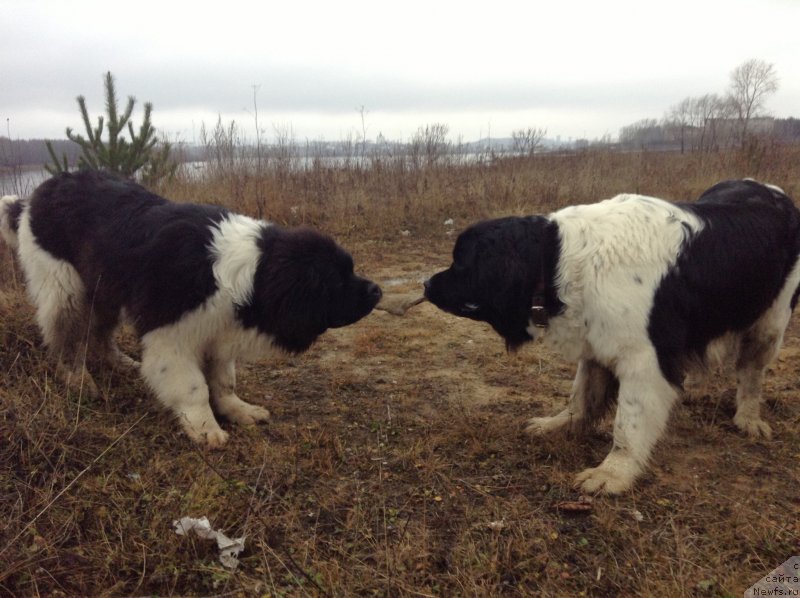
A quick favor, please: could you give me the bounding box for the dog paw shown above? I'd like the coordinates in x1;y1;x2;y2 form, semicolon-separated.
574;466;634;495
79;375;101;399
215;395;271;426
185;426;228;449
574;450;642;494
113;352;141;371
180;413;229;448
227;403;271;426
733;415;772;439
525;411;574;436
202;427;230;449
59;363;100;399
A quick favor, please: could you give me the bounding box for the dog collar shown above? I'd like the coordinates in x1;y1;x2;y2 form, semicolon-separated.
530;216;551;328
530;295;549;328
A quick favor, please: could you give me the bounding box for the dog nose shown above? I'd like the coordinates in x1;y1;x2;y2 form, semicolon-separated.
367;282;382;301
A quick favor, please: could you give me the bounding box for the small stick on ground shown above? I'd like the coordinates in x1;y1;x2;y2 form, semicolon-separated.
375;294;426;316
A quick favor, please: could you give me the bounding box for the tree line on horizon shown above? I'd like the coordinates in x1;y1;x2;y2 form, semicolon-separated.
618;58;797;152
2;59;799;178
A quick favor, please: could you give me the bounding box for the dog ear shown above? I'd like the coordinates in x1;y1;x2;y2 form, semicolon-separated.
238;227;334;353
476;216;556;351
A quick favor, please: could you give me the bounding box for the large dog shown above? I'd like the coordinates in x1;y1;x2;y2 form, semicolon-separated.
424;179;800;494
0;170;382;447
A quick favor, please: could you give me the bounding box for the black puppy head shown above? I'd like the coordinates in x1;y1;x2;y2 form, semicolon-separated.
424;216;560;351
239;226;382;353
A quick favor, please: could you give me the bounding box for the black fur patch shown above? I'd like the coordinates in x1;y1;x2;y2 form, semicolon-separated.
6;197;23;233
29;170;228;334
237;226;381;353
647;179;800;385
424;215;564;351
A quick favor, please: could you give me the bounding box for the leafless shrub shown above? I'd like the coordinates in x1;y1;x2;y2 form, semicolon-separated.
511;127;548;157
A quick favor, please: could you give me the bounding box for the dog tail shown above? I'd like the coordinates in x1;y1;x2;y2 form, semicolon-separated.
0;195;23;250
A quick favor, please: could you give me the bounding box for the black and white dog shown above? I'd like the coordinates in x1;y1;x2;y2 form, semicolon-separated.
424;180;800;494
0;170;382;447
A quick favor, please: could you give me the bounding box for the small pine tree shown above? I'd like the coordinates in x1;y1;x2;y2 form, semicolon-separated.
45;72;177;182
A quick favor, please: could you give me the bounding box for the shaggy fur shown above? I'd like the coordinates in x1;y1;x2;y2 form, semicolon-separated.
0;170;381;447
425;179;800;494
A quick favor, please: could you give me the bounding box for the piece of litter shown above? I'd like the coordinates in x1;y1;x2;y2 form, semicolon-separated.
443;218;454;226
173;516;246;570
629;509;644;522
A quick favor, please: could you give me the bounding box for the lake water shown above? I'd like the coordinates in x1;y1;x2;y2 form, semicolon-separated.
0;151;498;197
0;167;50;197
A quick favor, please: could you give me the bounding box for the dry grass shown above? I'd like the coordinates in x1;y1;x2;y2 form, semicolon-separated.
1;146;799;596
160;141;800;242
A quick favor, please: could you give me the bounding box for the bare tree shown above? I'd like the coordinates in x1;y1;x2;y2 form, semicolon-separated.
663;98;694;153
619;118;664;149
663;94;731;153
410;123;450;169
272;122;297;175
727;58;779;147
252;84;265;216
511;127;548;157
695;93;731;151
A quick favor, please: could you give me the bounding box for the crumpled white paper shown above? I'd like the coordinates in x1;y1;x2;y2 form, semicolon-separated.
173;516;246;570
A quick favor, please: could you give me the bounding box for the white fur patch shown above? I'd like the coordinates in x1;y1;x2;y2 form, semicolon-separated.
744;178;785;195
140;287;277;446
532;194;703;362
16;208;87;350
209;214;269;306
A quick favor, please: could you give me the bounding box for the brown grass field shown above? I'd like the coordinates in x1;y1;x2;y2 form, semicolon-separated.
1;145;799;596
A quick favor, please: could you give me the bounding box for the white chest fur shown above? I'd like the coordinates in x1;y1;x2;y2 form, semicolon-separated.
528;194;704;366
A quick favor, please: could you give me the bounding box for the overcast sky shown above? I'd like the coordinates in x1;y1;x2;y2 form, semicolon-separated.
2;0;799;144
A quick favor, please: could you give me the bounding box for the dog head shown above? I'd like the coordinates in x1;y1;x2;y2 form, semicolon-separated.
424;216;561;350
240;226;382;353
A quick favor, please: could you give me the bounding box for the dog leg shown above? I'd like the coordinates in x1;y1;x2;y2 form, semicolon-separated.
575;353;677;494
87;306;140;372
107;342;141;371
732;307;790;439
93;332;140;372
734;258;800;438
206;357;271;426
32;267;100;397
17;223;100;397
141;335;228;448
49;316;101;398
733;368;772;438
56;359;100;398
526;359;616;435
